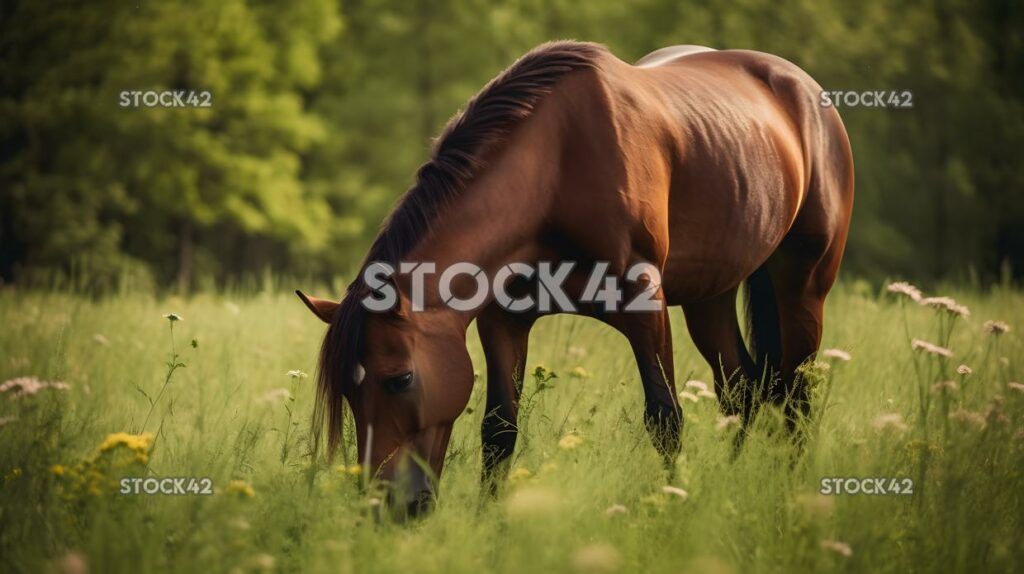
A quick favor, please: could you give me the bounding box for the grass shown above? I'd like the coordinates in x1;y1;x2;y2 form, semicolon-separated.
0;281;1021;573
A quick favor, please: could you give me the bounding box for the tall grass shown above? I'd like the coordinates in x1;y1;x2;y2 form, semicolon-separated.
0;281;1021;573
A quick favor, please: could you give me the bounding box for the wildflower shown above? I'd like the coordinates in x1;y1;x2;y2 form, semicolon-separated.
229;517;251;530
956;365;972;376
1006;382;1024;393
559;434;584;450
677;391;699;403
822;348;851;362
0;415;17;427
49;464;66;476
56;551;89;574
794;493;834;520
532;365;557;389
605;504;628;515
509;467;532;481
163;313;183;322
930;380;958;394
872;413;909;432
982;320;1010;336
506;486;561;518
259;388;291;403
570;367;591;379
286;370;308;379
250;554;275;570
0;377;71;399
949;409;986;430
571;543;622;573
886;281;922;302
716;415;741;431
821;539;853;558
911;339;953;358
661;485;689;500
99;432;154;453
367;497;382;507
567;345;588;358
919;296;970;318
697;389;717;400
798;360;831;376
684;380;709;392
226;479;256;498
336;464;362;476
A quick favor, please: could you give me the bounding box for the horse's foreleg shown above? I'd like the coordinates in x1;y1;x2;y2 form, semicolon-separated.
477;304;535;496
603;304;681;471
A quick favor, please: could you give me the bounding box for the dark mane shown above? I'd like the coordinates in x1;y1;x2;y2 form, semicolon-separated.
313;40;607;456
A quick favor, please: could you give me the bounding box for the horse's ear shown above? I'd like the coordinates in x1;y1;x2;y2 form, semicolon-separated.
295;290;339;324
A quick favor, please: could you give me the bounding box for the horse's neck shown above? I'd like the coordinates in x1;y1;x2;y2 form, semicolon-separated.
401;122;562;317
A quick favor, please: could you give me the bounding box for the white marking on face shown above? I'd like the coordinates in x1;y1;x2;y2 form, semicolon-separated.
354;363;366;386
363;424;374;473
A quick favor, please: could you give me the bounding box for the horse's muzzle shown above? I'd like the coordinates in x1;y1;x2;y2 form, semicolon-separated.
385;464;436;522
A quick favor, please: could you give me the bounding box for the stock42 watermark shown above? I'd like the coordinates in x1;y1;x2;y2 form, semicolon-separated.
359;261;663;314
119;477;214;496
819;477;915;496
819;90;914;109
119;90;213;108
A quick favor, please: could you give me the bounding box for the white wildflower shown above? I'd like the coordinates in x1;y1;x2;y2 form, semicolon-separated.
886;281;922;302
822;348;851;362
821;539;853;558
604;504;628;516
677;391;699;403
982;320;1010;336
911;339;953;358
661;485;689;500
684;380;709;392
871;413;908;432
716;415;741;431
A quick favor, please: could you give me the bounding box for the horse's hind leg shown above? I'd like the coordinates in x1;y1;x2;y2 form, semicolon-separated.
478;304;535;496
766;232;845;428
682;288;758;420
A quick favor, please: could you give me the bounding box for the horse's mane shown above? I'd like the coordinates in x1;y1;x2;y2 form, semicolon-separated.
314;40;607;455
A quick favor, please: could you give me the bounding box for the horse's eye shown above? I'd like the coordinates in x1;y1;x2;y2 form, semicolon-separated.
382;372;414;394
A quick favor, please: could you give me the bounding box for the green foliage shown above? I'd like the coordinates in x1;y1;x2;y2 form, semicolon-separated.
1;0;1022;289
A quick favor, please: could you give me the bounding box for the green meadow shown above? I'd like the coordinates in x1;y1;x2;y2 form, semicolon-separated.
0;281;1021;573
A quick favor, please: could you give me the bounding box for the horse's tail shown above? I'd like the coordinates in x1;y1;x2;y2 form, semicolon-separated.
744;265;782;382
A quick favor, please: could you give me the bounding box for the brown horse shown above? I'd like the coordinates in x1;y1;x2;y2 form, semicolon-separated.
298;41;854;518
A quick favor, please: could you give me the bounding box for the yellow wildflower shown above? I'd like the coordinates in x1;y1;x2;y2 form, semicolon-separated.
335;464;362;476
226;480;256;498
99;432;154;453
50;464;67;476
558;434;584;450
509;467;532;481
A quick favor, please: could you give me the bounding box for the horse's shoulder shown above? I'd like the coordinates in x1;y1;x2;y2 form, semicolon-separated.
634;45;716;68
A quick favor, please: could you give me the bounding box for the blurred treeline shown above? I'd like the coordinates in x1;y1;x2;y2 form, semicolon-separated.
1;0;1022;293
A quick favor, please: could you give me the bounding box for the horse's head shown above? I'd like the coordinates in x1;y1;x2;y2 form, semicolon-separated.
297;288;473;520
